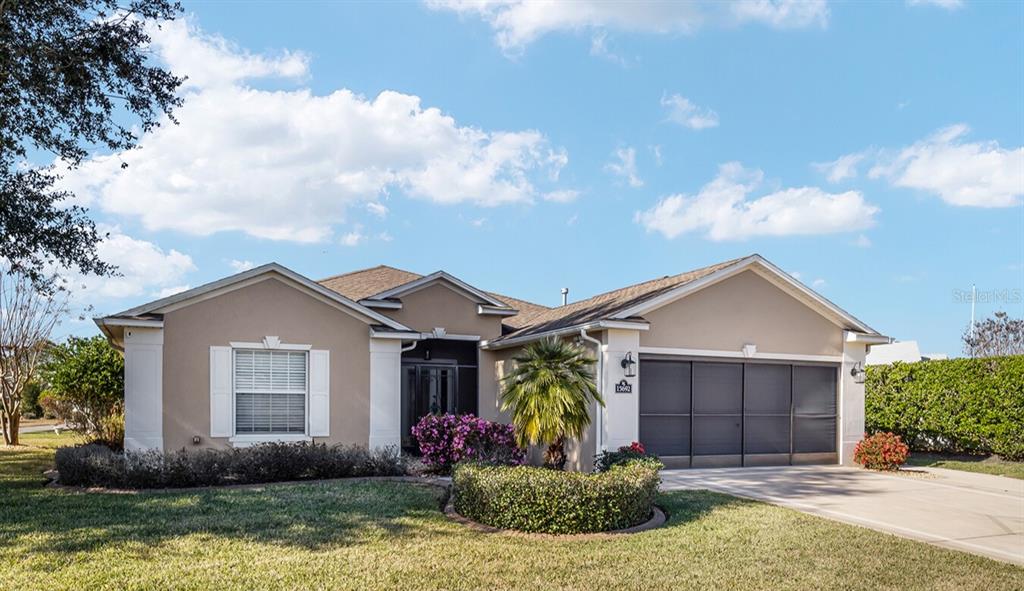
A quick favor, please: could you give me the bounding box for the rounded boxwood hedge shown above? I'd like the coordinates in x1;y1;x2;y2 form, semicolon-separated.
452;462;661;534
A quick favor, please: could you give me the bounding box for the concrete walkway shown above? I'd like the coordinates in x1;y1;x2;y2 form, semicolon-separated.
662;465;1024;565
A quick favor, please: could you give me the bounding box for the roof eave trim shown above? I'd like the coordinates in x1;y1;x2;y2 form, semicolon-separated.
360;299;403;310
478;304;518;317
610;254;879;335
480;320;650;350
96;317;165;329
370;271;509;307
845;330;892;345
107;263;411;332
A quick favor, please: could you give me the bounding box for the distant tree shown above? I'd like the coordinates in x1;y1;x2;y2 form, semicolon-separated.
0;269;68;445
0;0;184;292
41;335;124;445
963;311;1024;358
500;338;603;470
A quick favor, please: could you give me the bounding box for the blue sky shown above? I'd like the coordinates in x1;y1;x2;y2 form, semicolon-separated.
57;0;1023;357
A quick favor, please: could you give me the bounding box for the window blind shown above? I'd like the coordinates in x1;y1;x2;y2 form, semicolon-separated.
234;350;306;434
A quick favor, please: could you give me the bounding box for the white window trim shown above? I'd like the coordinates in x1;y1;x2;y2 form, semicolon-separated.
229;341;312;446
229;433;313;447
230;336;312;351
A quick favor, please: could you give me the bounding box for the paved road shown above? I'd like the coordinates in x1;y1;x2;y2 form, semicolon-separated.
662;465;1024;565
18;423;66;434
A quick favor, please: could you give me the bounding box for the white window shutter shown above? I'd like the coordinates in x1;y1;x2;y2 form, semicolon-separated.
210;346;233;437
308;350;330;437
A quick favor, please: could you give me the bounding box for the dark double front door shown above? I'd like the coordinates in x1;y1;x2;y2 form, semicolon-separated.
639;358;838;468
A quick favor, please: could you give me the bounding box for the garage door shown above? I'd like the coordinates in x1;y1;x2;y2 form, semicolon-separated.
639;358;837;468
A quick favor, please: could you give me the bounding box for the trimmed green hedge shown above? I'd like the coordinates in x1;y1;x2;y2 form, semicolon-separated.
55;442;407;489
865;355;1024;460
452;462;660;534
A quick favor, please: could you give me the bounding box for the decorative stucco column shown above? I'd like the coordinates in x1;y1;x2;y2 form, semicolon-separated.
602;328;641;451
369;337;402;450
123;327;164;451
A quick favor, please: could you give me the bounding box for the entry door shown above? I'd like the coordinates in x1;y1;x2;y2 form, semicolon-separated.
401;364;456;448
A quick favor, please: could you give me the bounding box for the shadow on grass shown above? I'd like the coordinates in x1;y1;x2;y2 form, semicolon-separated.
1;472;450;557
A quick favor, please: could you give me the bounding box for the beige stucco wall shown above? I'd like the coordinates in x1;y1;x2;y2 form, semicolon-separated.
161;277;372;451
479;333;601;472
640;270;844;356
382;283;503;339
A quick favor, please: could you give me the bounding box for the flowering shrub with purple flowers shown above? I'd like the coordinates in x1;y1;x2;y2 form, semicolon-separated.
412;413;525;474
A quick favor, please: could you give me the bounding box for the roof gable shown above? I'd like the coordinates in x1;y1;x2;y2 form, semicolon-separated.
370;271;511;308
108;263;410;331
611;255;876;334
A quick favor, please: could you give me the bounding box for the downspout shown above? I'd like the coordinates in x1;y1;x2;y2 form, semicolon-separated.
401;341;418;353
579;328;604;453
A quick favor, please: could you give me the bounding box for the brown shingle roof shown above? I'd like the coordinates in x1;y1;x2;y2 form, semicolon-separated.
317;267;549;322
318;257;750;341
318;265;422;301
489;257;747;342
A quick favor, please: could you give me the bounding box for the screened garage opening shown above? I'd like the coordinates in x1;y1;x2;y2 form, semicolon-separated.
639;357;838;468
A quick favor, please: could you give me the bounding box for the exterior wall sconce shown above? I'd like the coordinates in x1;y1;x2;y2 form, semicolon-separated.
620;352;637;378
850;361;866;384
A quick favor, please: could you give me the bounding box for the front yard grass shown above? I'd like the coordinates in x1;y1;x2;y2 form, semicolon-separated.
906;452;1024;480
2;433;1021;590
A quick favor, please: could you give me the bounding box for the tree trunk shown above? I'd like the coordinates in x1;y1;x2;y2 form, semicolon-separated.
9;411;19;446
544;436;567;470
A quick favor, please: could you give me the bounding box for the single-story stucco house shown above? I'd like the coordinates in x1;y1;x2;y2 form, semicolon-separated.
95;254;890;471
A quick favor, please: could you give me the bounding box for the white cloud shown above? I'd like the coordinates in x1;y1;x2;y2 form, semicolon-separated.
635;162;879;240
59;228;196;302
61;20;569;243
605;147;643;187
730;0;829;28
543;189;581;203
229;259;255;273
868;125;1024;207
907;0;963;10
340;227;365;247
155;285;191;298
661;94;719;130
567;213;579;226
651;145;664;167
365;202;390;218
853;234;872;248
377;231;394;242
814;152;864;183
470;217;488;227
811;278;826;288
426;0;827;52
589;31;628;65
148;18;310;89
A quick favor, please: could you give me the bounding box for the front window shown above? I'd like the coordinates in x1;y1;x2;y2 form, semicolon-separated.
234;350;307;434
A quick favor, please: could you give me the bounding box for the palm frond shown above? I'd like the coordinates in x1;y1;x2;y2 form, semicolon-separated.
499;337;602;449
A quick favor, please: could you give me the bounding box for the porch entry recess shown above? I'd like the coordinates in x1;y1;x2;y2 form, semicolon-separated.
400;338;478;449
639;357;838;468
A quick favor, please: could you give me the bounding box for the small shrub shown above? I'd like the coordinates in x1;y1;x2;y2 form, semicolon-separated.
412;414;524;474
594;441;664;472
453;462;661;534
55;442;408;489
853;432;909;471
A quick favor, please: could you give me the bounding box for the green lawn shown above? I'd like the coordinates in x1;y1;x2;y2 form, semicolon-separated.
2;433;1022;590
906;452;1024;480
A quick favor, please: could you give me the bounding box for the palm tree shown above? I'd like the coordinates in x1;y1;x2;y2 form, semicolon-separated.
500;337;603;470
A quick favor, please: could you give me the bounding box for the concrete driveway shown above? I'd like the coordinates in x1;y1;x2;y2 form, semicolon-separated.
662;465;1024;565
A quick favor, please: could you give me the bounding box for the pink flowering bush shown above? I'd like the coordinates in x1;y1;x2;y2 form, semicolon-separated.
412;413;524;474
